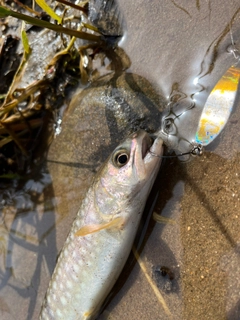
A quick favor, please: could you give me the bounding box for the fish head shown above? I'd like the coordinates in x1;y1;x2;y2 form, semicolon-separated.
101;130;163;197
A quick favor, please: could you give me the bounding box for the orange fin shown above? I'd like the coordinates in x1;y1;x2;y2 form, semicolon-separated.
75;216;125;237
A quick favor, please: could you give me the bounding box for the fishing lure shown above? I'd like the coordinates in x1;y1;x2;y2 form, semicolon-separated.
195;66;240;146
155;61;240;159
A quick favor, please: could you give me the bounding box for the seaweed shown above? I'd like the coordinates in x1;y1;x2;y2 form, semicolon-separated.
0;0;118;175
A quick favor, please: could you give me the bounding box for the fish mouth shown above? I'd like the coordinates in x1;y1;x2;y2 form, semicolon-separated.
141;133;154;159
130;130;163;166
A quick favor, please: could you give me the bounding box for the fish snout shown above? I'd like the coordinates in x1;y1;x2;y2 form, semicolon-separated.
141;133;154;159
130;130;154;159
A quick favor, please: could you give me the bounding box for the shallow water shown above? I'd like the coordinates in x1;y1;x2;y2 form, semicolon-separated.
1;0;240;319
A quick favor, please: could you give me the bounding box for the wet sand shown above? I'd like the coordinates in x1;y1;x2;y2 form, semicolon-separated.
1;1;240;319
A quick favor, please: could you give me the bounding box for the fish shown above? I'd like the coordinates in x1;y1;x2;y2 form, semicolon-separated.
40;130;163;320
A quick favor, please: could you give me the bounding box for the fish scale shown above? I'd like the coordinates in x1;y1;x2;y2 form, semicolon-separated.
40;130;163;320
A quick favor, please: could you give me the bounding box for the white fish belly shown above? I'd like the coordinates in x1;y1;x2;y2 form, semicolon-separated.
40;206;140;319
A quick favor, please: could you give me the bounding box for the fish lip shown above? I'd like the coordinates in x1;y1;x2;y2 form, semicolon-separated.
142;133;163;160
144;134;164;162
131;130;163;166
141;134;153;159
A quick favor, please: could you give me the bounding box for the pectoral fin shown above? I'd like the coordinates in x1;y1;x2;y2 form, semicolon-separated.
75;217;125;237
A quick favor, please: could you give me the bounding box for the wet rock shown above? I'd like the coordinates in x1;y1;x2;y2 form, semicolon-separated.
47;71;167;219
88;0;123;36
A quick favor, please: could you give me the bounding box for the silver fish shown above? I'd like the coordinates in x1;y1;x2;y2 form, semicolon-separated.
40;130;163;320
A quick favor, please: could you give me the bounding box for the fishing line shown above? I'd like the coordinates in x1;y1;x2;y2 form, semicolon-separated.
149;143;203;159
227;4;240;64
228;26;240;62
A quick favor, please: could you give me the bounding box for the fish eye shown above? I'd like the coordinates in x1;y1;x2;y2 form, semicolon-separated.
112;149;130;167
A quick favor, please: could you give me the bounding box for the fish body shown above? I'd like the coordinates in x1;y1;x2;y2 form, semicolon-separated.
40;130;163;320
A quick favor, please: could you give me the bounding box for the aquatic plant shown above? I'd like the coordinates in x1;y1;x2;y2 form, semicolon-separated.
0;0;114;175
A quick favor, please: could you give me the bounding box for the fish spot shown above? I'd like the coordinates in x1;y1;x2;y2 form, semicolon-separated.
60;296;67;306
72;250;79;260
49;308;55;318
71;272;79;282
66;280;73;289
75;293;82;300
70;242;76;251
80;247;87;254
63;248;69;257
73;263;80;273
75;219;82;227
57;268;63;277
56;308;63;317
